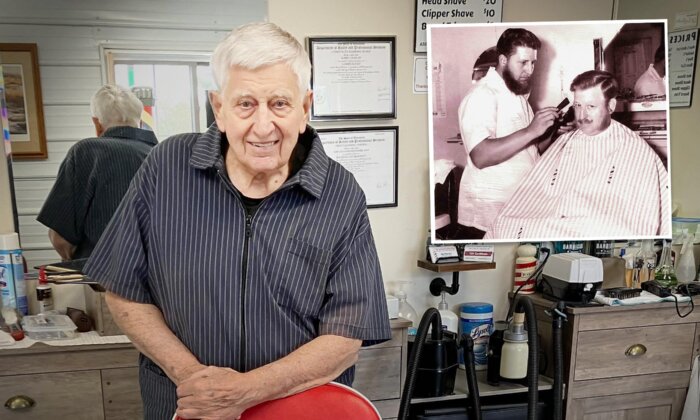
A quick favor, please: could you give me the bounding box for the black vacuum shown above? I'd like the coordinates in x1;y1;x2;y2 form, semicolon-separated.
398;295;565;420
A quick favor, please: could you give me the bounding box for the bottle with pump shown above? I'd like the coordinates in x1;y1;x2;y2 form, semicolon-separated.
633;239;657;286
500;312;529;380
396;281;419;336
654;240;678;288
677;232;696;284
437;291;459;333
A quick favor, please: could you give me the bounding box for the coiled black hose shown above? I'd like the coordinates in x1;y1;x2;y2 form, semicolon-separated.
460;334;482;420
398;308;442;420
551;301;566;420
514;296;539;420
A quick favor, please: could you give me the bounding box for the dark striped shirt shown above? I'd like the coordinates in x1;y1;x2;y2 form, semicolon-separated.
37;126;157;258
84;124;391;419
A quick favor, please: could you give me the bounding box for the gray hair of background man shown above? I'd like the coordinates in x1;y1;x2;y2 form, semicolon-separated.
570;70;619;103
90;85;143;130
210;22;311;95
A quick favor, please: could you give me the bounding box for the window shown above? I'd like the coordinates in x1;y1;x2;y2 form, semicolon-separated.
106;50;216;140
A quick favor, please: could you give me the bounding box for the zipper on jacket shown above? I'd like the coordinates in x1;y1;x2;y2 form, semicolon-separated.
239;211;253;369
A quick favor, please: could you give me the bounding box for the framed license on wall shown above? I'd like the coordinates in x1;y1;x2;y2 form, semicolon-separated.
317;127;398;208
308;37;396;121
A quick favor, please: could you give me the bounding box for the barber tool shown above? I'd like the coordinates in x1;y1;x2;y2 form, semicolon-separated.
556;97;570;111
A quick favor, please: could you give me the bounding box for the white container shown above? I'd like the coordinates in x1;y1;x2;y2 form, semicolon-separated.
500;312;529;379
36;285;54;313
438;306;459;333
500;340;529;379
21;314;78;340
460;302;493;370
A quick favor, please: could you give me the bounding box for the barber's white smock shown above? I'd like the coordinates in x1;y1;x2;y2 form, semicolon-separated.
487;120;670;240
634;64;665;97
457;67;538;232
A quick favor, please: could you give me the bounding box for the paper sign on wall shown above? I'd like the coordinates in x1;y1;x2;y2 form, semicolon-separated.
669;28;699;108
414;0;502;53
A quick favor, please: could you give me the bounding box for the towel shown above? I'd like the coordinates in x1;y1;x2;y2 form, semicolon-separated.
434;159;456;184
594;290;691;306
682;355;699;420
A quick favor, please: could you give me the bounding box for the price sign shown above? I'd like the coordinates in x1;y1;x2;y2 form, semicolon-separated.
414;0;503;53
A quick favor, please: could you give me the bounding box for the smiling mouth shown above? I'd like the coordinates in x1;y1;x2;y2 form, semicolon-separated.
248;141;278;149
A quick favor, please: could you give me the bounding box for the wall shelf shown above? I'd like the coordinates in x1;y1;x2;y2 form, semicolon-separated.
417;260;496;272
417;259;496;296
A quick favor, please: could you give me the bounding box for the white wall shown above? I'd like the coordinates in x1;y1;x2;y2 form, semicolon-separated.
269;0;616;322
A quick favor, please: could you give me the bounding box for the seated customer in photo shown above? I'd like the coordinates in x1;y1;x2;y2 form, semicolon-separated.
37;85;157;260
486;70;670;240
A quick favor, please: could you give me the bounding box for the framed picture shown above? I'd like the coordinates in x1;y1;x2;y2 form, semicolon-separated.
308;37;396;121
317;127;398;208
428;20;671;244
0;43;47;159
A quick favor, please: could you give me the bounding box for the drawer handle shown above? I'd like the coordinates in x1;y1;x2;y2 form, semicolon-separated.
625;344;647;357
5;395;36;411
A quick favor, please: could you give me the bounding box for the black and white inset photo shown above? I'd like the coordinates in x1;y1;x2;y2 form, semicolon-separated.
428;20;671;244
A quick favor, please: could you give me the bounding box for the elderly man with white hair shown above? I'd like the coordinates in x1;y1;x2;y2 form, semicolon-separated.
37;84;157;260
84;22;391;419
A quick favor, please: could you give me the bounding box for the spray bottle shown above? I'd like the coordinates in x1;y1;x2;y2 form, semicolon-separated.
0;233;28;316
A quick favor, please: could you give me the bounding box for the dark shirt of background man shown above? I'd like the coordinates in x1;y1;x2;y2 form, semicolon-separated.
37;126;157;259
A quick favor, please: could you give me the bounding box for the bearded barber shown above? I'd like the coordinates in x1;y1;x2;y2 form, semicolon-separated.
455;28;560;239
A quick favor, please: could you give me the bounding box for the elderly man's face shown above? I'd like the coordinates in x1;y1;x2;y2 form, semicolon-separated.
573;85;615;136
213;63;311;179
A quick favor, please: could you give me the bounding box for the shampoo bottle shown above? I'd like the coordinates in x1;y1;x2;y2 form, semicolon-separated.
437;291;458;333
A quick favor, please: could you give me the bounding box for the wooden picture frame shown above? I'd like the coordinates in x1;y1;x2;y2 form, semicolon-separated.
0;43;47;159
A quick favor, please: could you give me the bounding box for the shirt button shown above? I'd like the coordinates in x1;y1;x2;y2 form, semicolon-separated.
560;215;566;219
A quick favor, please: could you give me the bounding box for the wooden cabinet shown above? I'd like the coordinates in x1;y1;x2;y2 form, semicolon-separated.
355;318;410;419
529;294;700;420
0;319;409;419
0;343;141;419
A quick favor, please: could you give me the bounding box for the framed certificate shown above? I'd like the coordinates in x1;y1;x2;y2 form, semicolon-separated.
317;127;398;208
308;37;396;120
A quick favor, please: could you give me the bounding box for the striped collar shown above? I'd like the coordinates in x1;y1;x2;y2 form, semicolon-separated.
189;124;329;199
102;126;158;146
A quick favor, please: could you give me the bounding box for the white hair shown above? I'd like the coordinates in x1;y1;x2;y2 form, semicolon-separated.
90;85;143;130
210;22;311;95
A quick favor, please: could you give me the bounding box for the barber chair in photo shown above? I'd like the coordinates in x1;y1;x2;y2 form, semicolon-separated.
434;162;462;240
173;382;381;420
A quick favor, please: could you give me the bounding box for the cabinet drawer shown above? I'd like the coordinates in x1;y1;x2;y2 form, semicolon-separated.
575;324;695;381
0;371;104;419
102;367;142;420
354;347;401;400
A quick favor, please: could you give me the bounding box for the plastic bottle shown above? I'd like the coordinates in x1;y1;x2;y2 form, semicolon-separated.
655;240;678;288
677;233;696;284
633;239;657;286
437;291;459;333
36;267;54;314
396;281;418;336
0;233;28;316
500;312;529;380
